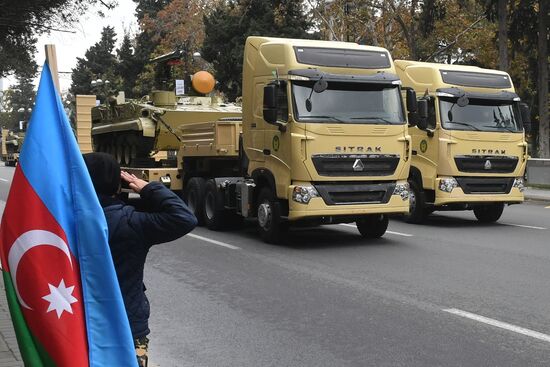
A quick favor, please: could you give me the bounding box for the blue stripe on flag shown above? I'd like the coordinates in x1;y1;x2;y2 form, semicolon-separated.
19;64;137;366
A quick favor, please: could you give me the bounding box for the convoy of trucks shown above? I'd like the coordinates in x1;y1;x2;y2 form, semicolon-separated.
395;61;531;223
84;36;532;242
89;36;420;243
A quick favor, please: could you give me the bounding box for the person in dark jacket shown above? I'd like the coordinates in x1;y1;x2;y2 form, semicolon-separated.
83;152;197;367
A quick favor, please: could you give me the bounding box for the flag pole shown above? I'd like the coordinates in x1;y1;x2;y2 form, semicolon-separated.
44;44;61;96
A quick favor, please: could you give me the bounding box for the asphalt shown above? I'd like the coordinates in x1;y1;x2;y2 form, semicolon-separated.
0;164;548;366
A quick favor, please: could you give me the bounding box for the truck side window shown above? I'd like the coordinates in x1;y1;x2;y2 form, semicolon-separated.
277;82;289;122
426;97;436;129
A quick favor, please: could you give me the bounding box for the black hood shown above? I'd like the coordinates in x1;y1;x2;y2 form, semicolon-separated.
83;152;121;196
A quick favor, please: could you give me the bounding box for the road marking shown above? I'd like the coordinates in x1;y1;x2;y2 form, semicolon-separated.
187;233;241;250
502;223;546;230
0;178;8;182
444;308;550;343
545;206;550;209
339;223;413;237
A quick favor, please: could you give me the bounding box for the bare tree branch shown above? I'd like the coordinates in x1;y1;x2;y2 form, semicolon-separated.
306;0;339;41
423;14;485;62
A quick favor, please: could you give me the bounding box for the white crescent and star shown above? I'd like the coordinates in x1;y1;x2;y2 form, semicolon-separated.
7;230;77;317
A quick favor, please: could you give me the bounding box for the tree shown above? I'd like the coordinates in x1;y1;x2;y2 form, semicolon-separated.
0;76;36;131
0;0;116;77
498;0;509;71
70;26;122;98
537;0;549;158
116;34;142;98
202;0;314;100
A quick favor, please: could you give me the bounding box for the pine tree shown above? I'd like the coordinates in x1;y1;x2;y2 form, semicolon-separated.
70;26;121;98
202;0;313;101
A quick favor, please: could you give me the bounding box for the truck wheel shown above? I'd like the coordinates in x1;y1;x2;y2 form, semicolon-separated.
185;177;206;226
403;180;427;224
204;179;226;230
473;203;504;223
256;187;287;244
356;214;388;239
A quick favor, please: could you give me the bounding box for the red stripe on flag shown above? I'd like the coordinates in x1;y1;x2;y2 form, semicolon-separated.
0;167;89;366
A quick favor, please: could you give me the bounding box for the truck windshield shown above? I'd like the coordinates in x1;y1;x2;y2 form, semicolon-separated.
439;97;523;132
292;81;405;124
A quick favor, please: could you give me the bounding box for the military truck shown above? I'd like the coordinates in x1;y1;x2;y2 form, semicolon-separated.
395;60;532;223
1;129;25;167
92;37;418;243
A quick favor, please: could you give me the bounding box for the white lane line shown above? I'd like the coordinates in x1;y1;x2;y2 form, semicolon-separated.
339;223;413;237
502;223;546;230
444;308;550;343
187;233;241;250
0;178;8;182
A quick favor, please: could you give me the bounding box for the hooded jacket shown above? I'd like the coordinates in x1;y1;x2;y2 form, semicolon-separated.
99;182;197;338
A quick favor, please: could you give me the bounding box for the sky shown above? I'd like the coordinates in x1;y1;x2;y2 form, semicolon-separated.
2;0;138;93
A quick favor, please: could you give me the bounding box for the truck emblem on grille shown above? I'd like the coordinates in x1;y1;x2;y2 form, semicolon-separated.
484;160;492;170
353;159;365;171
336;146;381;152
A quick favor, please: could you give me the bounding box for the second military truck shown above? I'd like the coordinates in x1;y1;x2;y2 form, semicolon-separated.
395;60;531;223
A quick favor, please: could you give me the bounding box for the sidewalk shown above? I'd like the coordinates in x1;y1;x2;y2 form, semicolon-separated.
0;281;23;367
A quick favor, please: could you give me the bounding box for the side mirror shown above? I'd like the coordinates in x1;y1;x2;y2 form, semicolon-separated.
417;99;428;119
416;99;429;130
520;103;533;133
406;89;417;113
263;84;278;125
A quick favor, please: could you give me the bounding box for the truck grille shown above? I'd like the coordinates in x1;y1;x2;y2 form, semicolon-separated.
314;182;395;205
312;154;400;177
455;177;514;194
454;155;518;173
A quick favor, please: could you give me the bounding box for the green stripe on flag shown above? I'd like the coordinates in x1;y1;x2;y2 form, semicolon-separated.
3;271;56;367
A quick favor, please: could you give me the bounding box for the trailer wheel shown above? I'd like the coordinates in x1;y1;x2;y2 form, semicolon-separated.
403;180;427;224
356;214;388;239
204;179;226;230
256;187;287;244
185;177;206;226
473;203;504;223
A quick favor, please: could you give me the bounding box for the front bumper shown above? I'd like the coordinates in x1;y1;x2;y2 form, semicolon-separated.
288;182;409;221
434;177;524;206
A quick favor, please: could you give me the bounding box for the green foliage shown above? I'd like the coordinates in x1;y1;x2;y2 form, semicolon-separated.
70;26;123;99
0;76;36;131
202;0;314;101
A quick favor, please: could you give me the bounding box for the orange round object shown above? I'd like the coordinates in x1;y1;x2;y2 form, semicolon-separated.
191;71;216;94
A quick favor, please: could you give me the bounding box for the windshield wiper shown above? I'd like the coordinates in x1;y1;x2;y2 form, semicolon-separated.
444;121;481;131
482;125;517;132
301;115;345;123
350;117;395;124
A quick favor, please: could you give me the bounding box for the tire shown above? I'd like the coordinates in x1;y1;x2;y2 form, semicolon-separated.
473;203;504;223
256;187;287;244
204;179;226;230
185;177;206;226
356;214;389;239
403;180;428;224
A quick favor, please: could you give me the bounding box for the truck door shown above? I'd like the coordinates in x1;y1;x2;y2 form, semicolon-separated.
412;96;439;190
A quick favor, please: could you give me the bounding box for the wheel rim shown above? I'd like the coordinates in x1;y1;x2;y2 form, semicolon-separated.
408;188;417;214
124;144;131;165
188;190;197;213
205;192;215;220
257;201;272;229
116;144;124;164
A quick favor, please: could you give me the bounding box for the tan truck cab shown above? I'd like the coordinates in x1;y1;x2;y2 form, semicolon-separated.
395;60;531;223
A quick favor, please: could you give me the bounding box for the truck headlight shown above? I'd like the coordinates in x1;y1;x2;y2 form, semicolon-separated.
393;182;409;200
292;186;319;204
439;177;458;193
512;177;525;192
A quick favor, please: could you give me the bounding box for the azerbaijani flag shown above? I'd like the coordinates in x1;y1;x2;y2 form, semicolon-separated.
0;63;137;366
